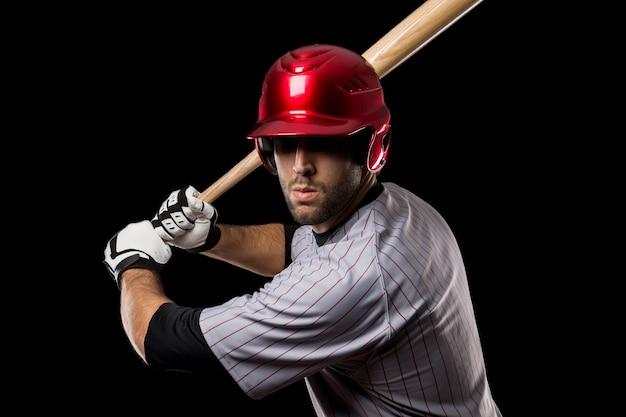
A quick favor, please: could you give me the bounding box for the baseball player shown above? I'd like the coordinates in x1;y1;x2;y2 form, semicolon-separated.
104;44;502;416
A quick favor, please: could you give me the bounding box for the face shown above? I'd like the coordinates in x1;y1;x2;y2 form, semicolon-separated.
273;136;364;232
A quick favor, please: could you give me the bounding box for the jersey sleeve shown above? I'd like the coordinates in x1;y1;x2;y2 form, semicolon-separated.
198;232;390;400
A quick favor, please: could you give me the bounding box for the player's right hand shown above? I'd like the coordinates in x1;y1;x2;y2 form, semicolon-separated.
151;185;220;253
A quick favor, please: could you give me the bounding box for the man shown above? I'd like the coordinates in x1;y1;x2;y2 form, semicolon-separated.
104;44;502;416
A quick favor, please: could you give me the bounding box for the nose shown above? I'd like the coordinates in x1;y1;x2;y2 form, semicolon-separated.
292;144;315;175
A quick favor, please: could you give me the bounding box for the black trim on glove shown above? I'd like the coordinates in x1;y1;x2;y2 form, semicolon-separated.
187;225;222;253
104;253;163;288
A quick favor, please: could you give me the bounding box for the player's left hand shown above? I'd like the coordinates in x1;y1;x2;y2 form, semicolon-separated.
104;220;172;287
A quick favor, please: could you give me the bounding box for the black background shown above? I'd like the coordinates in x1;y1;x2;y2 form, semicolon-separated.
26;1;545;415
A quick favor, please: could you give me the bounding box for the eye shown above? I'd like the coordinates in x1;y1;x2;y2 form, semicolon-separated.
274;138;298;153
308;138;334;151
274;136;350;154
305;137;349;153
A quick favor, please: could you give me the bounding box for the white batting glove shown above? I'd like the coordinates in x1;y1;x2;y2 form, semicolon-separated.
151;185;220;253
104;220;172;287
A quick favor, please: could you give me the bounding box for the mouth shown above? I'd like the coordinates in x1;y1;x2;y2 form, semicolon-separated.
291;186;318;203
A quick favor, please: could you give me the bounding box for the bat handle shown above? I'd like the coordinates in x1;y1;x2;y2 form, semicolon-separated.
198;150;262;203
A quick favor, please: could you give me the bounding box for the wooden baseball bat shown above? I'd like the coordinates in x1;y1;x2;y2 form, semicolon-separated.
199;0;483;203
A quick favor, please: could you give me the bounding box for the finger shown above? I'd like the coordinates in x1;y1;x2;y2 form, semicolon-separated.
187;193;217;222
168;188;196;228
153;189;194;239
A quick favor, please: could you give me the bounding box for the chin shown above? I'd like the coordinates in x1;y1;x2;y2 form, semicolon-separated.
291;210;319;226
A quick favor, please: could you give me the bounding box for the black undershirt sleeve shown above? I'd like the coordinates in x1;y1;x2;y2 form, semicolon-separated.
283;224;299;267
144;302;223;373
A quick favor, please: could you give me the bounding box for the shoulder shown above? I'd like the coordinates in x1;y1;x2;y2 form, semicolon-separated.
378;182;442;219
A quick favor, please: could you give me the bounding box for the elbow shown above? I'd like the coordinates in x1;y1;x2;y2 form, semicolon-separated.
130;327;148;362
120;312;149;362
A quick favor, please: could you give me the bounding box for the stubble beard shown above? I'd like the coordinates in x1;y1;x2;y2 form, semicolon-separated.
280;168;362;226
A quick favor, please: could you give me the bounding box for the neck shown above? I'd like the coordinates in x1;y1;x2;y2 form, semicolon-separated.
312;170;377;234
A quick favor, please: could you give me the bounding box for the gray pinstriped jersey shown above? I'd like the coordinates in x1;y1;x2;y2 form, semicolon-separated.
200;182;501;417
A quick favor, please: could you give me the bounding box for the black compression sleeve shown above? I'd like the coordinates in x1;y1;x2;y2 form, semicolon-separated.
144;303;223;373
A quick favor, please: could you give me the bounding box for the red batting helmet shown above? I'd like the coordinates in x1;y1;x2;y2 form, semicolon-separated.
246;44;391;174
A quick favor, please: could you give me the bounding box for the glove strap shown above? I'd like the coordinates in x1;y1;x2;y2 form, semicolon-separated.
106;254;163;288
187;225;222;253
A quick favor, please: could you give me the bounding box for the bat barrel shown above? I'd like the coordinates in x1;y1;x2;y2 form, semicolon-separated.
362;0;483;78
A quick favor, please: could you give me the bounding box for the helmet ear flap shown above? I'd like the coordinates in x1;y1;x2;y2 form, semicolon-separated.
367;125;391;173
255;137;278;175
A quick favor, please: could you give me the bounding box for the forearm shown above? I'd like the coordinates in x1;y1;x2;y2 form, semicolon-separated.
119;268;173;362
201;223;286;277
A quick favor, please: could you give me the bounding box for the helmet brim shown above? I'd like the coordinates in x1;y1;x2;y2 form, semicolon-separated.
246;114;364;139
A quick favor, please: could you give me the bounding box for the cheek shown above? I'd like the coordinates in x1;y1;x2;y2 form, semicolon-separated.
325;162;363;187
324;154;356;172
274;153;293;174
